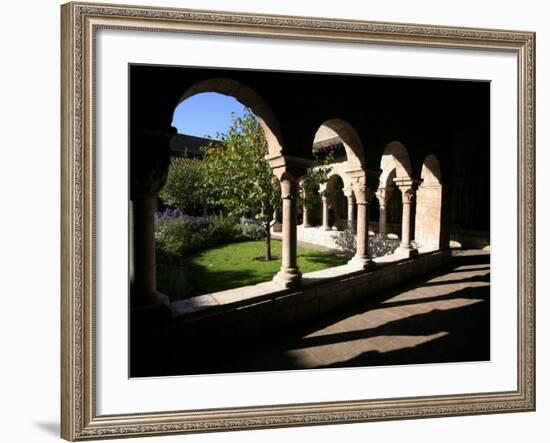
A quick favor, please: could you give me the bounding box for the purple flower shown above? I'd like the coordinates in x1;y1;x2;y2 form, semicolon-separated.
154;208;211;226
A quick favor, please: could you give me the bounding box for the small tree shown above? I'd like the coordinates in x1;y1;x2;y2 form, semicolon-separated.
202;109;281;260
159;157;208;215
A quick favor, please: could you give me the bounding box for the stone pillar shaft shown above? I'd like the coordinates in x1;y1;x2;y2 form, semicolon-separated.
303;203;311;227
282;181;298;269
322;196;330;230
379;205;387;236
345;169;380;270
376;188;388;237
347;196;355;228
401;199;412;248
266;154;311;288
355;202;370;261
130;127;173;308
131;195;157;301
394;178;421;258
274;177;302;287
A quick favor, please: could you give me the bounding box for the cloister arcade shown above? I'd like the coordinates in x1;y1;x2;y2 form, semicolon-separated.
130;64;490;312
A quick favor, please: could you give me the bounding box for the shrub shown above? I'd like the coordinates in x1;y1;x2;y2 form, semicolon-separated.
236;222;266;241
155;211;246;260
159;157;207;213
205;214;240;245
331;228;357;258
331;230;401;259
370;233;401;257
155;217;200;257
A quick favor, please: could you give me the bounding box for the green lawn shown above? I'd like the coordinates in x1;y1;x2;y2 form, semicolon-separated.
157;240;347;301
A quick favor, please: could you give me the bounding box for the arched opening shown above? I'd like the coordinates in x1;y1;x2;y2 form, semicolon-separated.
325;174;346;229
156;84;286;300
385;173;403;238
177;78;284;155
415;154;444;250
299;123;350;229
380;140;412;182
379;142;413;241
315;119;365;169
293;118;370;259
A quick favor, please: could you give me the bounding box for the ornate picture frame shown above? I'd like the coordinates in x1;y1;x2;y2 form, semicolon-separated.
61;1;535;440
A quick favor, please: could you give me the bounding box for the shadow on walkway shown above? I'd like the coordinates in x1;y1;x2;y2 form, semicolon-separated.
139;251;490;377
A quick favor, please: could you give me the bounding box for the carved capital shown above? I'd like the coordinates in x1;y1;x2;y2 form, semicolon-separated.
393;178;422;204
344;187;356;205
265;153;311;181
130;127;176;198
346;168;381;188
343;186;354;199
375;187;389;207
353;183;375;204
346;168;380;204
401;187;416;204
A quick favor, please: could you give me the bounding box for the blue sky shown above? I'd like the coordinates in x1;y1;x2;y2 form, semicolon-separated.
171;92;247;139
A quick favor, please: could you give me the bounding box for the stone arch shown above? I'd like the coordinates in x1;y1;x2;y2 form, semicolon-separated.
177;78;283;155
314;118;365;169
415;154;444;250
379;141;413;187
421;154;443;185
378;143;412;239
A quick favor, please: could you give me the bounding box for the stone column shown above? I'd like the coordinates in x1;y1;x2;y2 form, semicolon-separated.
321;195;331;230
346;169;380;270
302;201;312;228
394;178;421;258
300;180;312;228
130;195;157;303
266;154;310;288
274;176;301;286
130;128;173;308
343;187;356;230
376;188;388;237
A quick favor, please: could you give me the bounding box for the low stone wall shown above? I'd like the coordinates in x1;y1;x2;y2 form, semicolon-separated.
170;249;452;343
450;229;490;249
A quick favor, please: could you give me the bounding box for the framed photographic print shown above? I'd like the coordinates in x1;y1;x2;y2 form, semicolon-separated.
61;1;535;440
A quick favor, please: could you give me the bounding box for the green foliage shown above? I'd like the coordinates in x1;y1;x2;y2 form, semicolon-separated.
235;222;266;241
155;214;239;259
201;108;280;259
205;214;241;245
159;157;207;212
299;150;334;211
155;217;197;257
155;215;266;261
202;109;280;222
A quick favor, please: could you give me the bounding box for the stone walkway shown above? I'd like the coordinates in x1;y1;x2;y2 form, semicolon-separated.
160;250;490;376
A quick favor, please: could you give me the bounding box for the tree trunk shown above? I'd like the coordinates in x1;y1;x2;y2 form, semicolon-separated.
265;224;272;261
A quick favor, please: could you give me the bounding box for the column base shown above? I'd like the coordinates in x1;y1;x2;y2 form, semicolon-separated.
302;223;312;228
347;255;376;270
395;246;419;259
131;286;172;309
273;267;302;288
322;225;332;231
